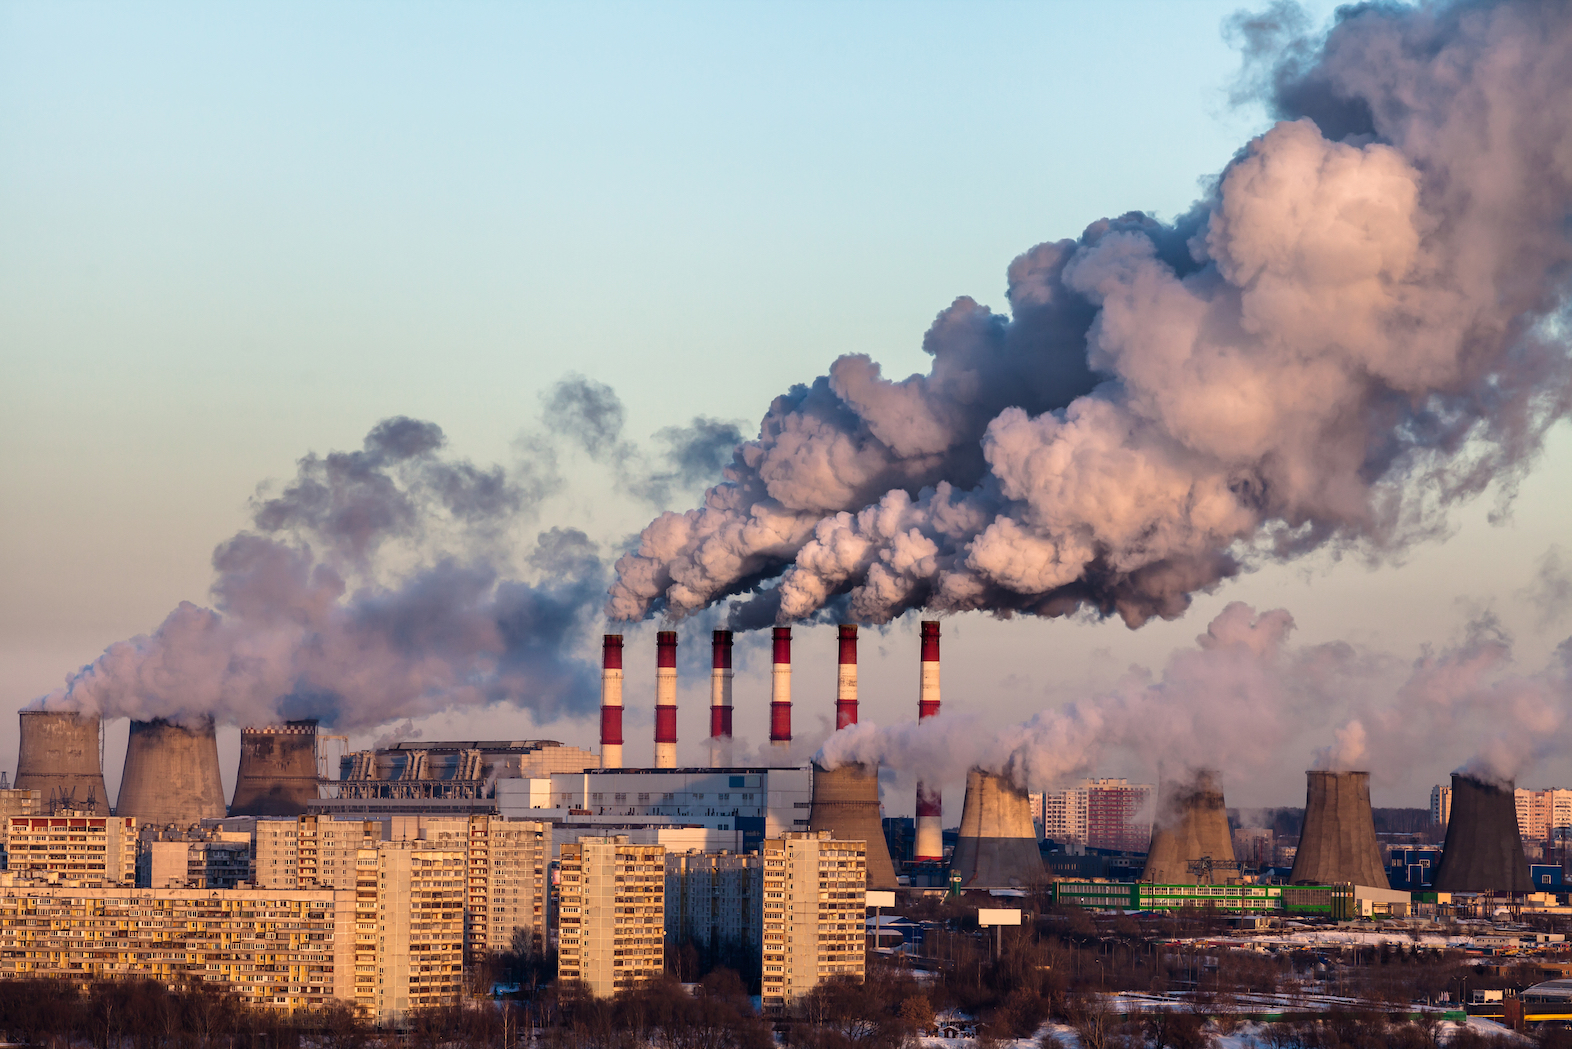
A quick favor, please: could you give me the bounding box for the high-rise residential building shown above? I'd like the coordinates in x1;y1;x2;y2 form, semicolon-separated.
556;835;665;997
760;831;866;1008
370;841;467;1021
137;832;252;888
1431;784;1452;827
0;887;355;1009
1035;780;1152;851
2;814;137;887
1513;788;1572;842
665;850;762;957
465;815;550;957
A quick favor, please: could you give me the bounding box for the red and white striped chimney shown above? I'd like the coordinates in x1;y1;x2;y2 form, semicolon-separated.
600;635;624;769
654;631;678;768
770;627;792;751
914;620;943;862
836;624;858;730
709;630;733;767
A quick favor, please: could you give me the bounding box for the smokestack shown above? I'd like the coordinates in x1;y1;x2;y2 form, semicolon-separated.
914;621;943;862
655;631;678;768
808;763;899;890
770;627;791;751
14;710;110;815
228;720;321;817
836;624;858;730
115;716;225;828
1289;770;1387;888
1432;772;1531;893
1141;769;1235;885
600;634;624;769
709;630;733;767
949;768;1044;888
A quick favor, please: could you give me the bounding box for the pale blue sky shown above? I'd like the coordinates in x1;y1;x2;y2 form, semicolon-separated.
4;1;1569;810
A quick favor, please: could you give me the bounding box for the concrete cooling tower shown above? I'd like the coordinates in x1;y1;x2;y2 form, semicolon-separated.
228;721;321;817
949;769;1044;888
116;716;226;828
14;710;110;815
806;763;899;890
1289;770;1387;887
1142;770;1235;884
1432;772;1531;893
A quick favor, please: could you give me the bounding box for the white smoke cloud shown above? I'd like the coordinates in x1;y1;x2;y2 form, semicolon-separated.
609;0;1572;631
818;601;1572;794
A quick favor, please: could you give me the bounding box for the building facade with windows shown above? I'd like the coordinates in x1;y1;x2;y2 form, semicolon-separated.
665;849;761;957
556;836;664;997
760;831;865;1008
2;815;137;887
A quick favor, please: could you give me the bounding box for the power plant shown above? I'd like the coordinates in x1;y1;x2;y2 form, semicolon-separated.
14;710;110;814
1432;772;1531;893
115;716;227;828
806;624;899;889
1142;769;1235;884
1289;770;1387;888
227;721;322;817
949;768;1043;888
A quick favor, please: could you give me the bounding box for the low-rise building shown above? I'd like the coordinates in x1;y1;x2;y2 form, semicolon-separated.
761;831;866;1008
556;835;664;997
1052;880;1374;919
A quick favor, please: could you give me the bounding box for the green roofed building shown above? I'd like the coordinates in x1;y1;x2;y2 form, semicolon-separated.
1053;881;1356;919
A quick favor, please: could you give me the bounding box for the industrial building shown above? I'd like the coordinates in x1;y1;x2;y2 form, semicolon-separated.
1053;880;1366;918
556;835;666;997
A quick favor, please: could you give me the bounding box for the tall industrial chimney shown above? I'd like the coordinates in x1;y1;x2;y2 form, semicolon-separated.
949;768;1044;888
770;627;791;752
836;624;858;730
806;622;899;888
709;630;733;767
1141;769;1236;884
228;720;321;817
14;710;110;815
655;631;678;768
1432;772;1531;893
600;634;624;769
914;621;943;862
115;716;226;828
1289;770;1387;887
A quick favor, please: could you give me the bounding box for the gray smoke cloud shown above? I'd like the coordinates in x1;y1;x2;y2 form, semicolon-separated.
34;420;606;732
817;601;1572;794
608;0;1572;631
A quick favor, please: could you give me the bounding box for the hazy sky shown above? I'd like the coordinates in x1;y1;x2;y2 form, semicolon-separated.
4;1;1569;813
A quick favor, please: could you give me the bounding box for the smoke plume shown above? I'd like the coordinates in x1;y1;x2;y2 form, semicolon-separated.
819;601;1572;794
34;418;606;732
609;0;1572;630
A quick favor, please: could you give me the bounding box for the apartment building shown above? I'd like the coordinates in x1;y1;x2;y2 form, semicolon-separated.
0;888;355;1010
557;836;664;997
1516;789;1572;842
1032;780;1153;852
370;841;467;1022
1431;784;1452;827
465;815;549;957
137;833;252;889
760;831;866;1008
1;815;137;887
665;850;761;956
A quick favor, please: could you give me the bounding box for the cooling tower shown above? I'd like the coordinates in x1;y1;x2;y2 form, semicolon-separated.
1432;772;1531;893
115;716;226;827
14;710;110;815
949;768;1044;888
807;762;899;890
1141;770;1235;885
1289;770;1387;887
228;721;321;816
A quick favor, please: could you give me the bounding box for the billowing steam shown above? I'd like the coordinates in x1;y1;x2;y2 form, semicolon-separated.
34;417;607;731
609;0;1572;631
817;601;1572;793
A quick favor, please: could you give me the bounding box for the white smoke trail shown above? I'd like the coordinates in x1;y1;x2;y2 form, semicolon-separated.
609;0;1572;630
